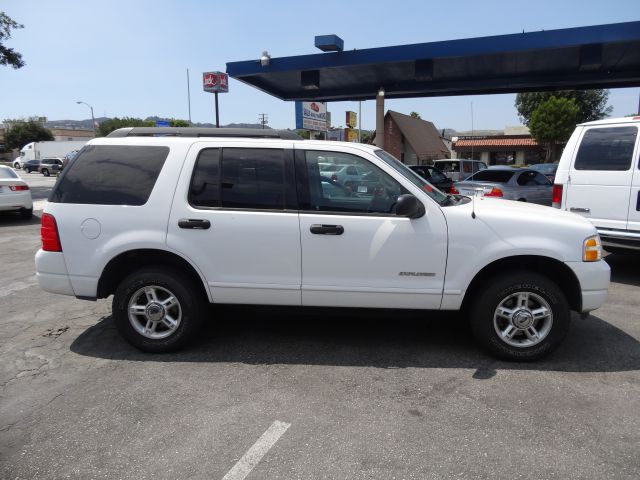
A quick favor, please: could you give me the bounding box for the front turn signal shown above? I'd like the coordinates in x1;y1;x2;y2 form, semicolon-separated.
583;235;602;262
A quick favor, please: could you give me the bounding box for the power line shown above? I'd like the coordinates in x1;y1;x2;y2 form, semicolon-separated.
258;113;268;129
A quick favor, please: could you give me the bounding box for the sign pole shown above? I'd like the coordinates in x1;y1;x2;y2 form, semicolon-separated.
215;92;220;128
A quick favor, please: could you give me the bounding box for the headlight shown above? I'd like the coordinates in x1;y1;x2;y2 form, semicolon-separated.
583;235;602;262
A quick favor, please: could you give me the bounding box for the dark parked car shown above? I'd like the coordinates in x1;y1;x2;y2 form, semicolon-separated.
38;157;64;177
453;167;553;205
409;165;454;193
529;163;559;182
22;159;42;174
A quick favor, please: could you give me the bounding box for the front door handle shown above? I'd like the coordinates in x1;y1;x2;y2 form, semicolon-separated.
570;207;591;213
178;218;211;229
310;224;344;235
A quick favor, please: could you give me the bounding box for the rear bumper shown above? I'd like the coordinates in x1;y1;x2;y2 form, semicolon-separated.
0;191;32;210
35;249;75;296
565;260;610;313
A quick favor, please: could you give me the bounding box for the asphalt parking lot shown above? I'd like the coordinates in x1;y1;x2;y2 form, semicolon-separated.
1;173;639;479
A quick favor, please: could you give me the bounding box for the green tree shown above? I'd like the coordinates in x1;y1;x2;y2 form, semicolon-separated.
410;111;421;119
4;120;53;149
0;11;24;69
97;117;155;137
529;96;580;162
516;90;612;125
170;119;190;127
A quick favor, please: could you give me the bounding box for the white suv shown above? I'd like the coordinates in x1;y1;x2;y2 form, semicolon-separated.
553;116;640;253
35;128;610;360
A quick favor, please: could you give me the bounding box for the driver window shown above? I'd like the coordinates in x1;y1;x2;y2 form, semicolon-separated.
304;150;407;215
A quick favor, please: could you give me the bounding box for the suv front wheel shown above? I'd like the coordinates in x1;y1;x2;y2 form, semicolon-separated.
113;268;205;352
470;271;570;361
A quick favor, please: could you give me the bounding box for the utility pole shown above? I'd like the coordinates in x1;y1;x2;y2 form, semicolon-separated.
258;113;268;129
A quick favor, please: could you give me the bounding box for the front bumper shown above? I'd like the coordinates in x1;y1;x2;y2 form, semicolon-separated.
565;260;610;313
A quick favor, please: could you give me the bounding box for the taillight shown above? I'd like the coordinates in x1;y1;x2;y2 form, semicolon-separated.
450;185;459;194
552;184;563;208
9;185;29;191
41;213;62;252
484;187;503;197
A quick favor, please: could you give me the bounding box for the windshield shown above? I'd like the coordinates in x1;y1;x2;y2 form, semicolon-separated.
466;170;514;183
374;150;449;205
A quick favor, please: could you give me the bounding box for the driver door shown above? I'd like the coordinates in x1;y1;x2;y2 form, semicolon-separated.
296;148;448;310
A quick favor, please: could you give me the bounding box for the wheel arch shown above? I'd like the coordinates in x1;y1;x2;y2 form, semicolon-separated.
97;249;211;303
461;255;582;313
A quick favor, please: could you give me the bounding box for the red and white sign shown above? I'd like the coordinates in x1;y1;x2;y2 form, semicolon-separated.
203;71;229;93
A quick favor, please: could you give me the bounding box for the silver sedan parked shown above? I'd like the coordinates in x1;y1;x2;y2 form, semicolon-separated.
453;167;553;205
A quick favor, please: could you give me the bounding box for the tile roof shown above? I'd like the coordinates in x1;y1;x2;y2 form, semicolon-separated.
455;137;538;147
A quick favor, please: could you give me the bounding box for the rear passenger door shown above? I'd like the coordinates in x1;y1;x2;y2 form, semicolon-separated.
167;142;302;305
565;125;638;230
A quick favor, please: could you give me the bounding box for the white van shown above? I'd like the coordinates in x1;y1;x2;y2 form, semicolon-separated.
553;116;640;253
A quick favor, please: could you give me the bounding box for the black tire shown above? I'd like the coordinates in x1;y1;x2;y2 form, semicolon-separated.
25;167;31;174
469;270;570;361
517;198;526;202
13;163;20;169
112;268;206;353
42;169;50;177
19;207;33;219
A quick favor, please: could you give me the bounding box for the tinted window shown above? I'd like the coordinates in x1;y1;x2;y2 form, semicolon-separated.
50;145;169;205
468;170;514;183
189;149;220;207
516;171;538;186
575;126;637;171
221;149;285;210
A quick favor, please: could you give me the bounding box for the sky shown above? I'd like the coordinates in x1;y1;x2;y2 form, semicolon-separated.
1;0;639;132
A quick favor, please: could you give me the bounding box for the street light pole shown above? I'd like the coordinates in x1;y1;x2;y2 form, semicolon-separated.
76;101;96;136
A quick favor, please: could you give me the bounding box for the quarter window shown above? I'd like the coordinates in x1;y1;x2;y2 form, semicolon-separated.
189;148;220;207
574;126;638;171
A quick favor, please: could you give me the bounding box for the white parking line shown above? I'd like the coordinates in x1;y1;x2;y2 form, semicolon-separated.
221;420;291;480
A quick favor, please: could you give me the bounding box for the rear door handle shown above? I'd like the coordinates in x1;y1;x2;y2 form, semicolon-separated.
637;191;640;211
178;218;211;229
310;224;344;235
570;207;590;213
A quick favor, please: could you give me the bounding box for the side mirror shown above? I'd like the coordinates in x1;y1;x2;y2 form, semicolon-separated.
395;194;425;219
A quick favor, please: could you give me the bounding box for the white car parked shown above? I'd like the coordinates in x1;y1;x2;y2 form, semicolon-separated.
35;128;610;360
0;165;33;218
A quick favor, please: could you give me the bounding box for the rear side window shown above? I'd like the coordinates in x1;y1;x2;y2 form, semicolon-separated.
574;126;637;171
469;170;514;183
0;168;18;179
190;148;285;210
50;145;169;205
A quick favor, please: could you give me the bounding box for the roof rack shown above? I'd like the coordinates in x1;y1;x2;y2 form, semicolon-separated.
106;127;303;140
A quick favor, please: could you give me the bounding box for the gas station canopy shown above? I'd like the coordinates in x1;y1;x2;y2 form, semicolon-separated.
226;21;640;102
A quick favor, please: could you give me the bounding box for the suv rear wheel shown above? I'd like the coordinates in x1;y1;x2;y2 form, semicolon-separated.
113;268;205;352
470;271;570;361
42;168;50;177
